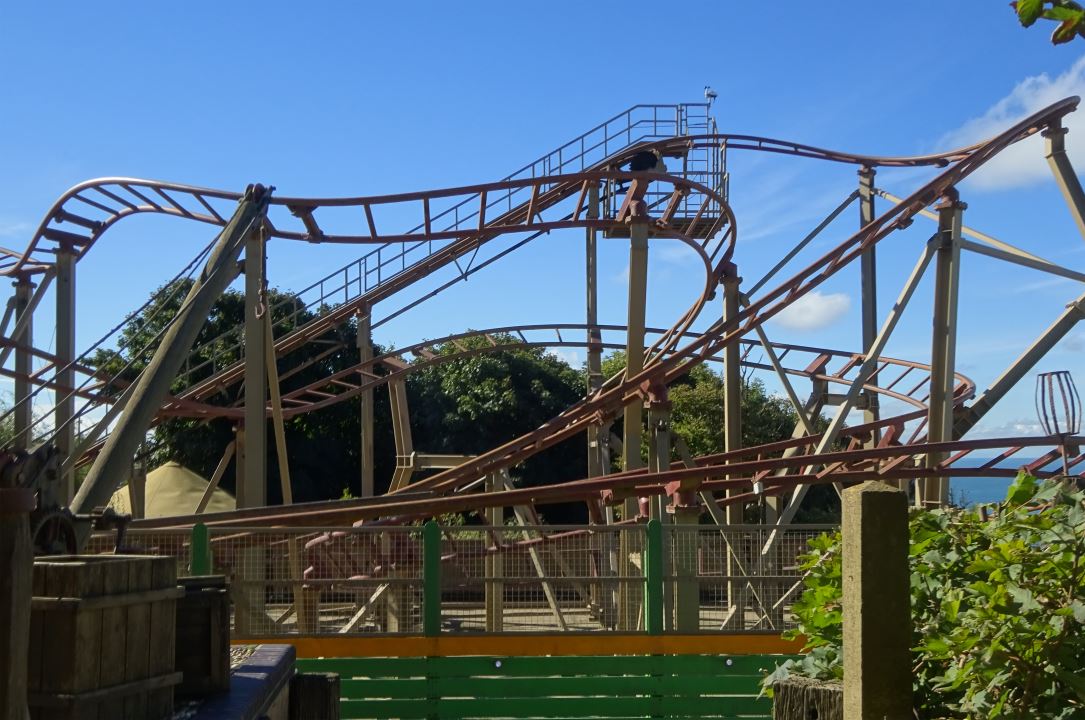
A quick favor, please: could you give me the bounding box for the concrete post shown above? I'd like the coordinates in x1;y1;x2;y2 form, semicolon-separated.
842;481;912;719
924;193;964;507
243;230;267;510
12;277;34;451
54;243;77;501
357;306;375;497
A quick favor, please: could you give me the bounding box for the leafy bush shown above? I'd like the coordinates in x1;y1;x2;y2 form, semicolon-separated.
764;474;1085;718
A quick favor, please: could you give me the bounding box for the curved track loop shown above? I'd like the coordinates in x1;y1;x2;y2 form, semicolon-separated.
153;323;975;420
390;97;1079;500
2;122;1012;279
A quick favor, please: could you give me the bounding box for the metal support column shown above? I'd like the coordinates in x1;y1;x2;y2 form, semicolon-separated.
720;263;747;628
357;305;375;497
623;219;649;476
617;218;649;632
586;183;606;479
242;229;267;509
484;473;504;632
925;192;964;507
11;278;34;451
54;244;76;500
858;167;880;443
1045;120;1085;241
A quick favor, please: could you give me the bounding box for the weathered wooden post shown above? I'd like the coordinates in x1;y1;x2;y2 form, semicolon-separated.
0;465;34;720
842;481;912;719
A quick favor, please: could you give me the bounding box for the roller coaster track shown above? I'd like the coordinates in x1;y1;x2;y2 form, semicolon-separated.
6;97;1084;536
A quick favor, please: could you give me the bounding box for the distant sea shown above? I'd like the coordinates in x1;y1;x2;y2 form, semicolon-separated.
949;456;1041;506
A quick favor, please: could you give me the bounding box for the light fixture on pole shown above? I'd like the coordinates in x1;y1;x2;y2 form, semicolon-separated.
1035;370;1081;477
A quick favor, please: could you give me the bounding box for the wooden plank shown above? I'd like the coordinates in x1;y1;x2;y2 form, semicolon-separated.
259;633;805;658
96;559;130;719
145;558;177;719
27;557;46;694
339;698;429;719
122;559;151;720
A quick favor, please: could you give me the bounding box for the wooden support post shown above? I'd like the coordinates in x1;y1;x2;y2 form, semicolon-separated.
128;458;146;520
842;481;912;719
357;306;375;497
195;441;236;514
0;476;34;720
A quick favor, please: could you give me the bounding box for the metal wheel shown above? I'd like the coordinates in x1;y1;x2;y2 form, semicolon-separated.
31;511;78;555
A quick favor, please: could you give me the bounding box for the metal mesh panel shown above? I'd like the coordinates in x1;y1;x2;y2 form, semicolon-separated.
665;524;833;632
439;525;646;633
203;526;425;637
85;529;193;577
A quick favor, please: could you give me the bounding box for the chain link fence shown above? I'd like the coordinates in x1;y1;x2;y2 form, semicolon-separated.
85;521;833;637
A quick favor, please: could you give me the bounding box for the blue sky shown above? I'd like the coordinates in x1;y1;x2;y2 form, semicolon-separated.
2;2;1085;447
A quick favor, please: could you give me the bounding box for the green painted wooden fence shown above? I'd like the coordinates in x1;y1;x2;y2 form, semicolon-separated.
296;654;795;719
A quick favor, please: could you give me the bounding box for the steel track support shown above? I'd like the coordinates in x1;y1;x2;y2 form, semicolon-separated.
924;194;964;508
1045;120;1085;241
617;218;649;632
241;228;268;510
955;292;1085;438
74;186;269;531
858;167;880;444
11;277;34;451
357;305;375;497
766;238;938;542
387;378;415;492
54;242;77;501
484;472;504;632
719;263;748;629
586;183;607;480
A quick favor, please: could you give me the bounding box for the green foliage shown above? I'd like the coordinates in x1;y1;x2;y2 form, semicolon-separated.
1013;0;1085;44
765;474;1085;718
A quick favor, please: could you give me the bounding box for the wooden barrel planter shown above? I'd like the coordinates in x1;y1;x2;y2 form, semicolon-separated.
27;555;183;720
175;575;231;698
772;676;843;720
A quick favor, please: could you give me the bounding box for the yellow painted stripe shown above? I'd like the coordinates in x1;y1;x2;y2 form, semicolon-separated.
235;634;805;658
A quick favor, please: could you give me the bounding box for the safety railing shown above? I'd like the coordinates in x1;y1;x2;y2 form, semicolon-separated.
90;518;830;638
174;103;723;390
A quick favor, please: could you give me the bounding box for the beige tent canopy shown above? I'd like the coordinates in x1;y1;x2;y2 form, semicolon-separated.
108;461;235;518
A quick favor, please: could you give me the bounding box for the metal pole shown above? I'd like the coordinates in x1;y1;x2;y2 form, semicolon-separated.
1044;120;1085;241
721;263;747;629
357;305;375;497
55;243;77;501
12;277;34;451
924;192;964;507
858;167;880;444
243;228;267;509
423;520;441;637
586;183;605;479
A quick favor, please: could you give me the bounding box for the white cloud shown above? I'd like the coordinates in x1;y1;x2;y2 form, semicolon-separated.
771;290;850;331
939;55;1085;191
552;349;581;367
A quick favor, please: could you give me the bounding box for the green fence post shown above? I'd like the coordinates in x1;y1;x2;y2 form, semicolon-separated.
423;521;441;636
191;522;211;576
644;519;664;635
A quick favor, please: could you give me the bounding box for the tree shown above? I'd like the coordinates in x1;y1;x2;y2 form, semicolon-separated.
1013;0;1085;44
